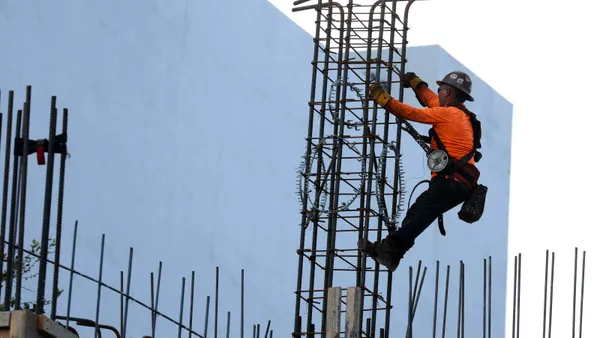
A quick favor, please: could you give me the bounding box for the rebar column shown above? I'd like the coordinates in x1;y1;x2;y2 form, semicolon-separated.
291;1;417;336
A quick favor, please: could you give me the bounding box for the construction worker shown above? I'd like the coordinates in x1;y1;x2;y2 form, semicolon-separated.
358;71;483;272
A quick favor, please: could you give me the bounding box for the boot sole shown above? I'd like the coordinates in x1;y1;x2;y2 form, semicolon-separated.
357;239;399;272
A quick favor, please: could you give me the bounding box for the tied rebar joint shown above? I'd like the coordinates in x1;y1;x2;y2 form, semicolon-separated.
14;133;68;164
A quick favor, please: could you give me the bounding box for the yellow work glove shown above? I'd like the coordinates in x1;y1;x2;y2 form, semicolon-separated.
401;72;428;107
368;83;392;107
400;72;427;90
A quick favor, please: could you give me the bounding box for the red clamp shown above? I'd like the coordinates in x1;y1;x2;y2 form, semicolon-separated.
36;140;45;165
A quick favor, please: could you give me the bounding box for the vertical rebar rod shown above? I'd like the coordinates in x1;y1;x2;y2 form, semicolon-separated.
15;86;32;309
364;3;388;334
122;247;134;338
65;220;78;328
456;262;462;338
263;320;271;338
50;107;69;320
354;0;370;322
189;271;196;338
215;266;219;338
292;0;326;334
204;296;210;338
318;1;342;333
384;2;415;333
572;247;578;338
549;252;555;338
407;263;426;338
150;272;155;336
578;250;586;338
461;262;465;338
413;267;427;331
543;250;549;338
152;261;163;337
93;234;106;338
37;95;58;314
441;265;450;338
517;254;521;338
433;261;439;338
412;261;422;306
226;311;231;338
3;108;21;310
488;256;492;338
0;91;13;303
120;271;124;335
241;269;244;338
407;266;413;338
367;2;391;335
483;258;487;338
178;277;186;338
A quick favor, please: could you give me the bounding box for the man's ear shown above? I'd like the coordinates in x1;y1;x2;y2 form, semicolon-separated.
439;88;447;98
446;87;455;98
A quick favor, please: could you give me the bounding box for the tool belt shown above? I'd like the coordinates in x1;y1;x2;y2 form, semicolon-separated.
433;160;487;235
458;183;488;223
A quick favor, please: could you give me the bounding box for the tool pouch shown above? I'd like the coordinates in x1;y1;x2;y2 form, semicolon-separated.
458;184;488;223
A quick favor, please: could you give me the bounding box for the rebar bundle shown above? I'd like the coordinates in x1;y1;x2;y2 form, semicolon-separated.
0;87;69;315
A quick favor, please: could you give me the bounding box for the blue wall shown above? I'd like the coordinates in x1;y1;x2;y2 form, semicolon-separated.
0;0;313;336
0;0;512;337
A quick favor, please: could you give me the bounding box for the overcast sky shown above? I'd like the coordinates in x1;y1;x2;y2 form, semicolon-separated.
268;0;600;336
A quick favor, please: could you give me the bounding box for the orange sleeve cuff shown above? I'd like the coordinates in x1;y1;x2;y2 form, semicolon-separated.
415;85;440;108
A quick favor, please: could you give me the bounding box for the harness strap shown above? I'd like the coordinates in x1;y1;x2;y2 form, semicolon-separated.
437;214;446;236
427;105;482;235
429;128;476;167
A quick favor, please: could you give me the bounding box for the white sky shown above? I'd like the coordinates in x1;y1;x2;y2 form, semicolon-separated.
269;0;600;336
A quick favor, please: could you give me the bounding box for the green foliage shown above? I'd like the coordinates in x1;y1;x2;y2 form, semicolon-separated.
0;238;64;312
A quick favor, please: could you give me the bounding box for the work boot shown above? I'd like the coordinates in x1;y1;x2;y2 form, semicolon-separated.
358;235;406;272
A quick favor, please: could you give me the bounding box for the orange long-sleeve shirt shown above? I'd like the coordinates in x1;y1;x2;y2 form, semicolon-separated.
384;85;476;174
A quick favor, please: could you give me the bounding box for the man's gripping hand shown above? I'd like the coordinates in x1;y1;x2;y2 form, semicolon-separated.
400;72;428;89
368;83;392;107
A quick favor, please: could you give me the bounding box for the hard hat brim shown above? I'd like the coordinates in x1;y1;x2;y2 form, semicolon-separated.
436;80;474;102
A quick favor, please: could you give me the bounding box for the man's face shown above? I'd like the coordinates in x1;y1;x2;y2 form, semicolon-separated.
437;85;452;106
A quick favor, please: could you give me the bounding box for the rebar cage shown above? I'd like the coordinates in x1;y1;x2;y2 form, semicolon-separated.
292;1;418;337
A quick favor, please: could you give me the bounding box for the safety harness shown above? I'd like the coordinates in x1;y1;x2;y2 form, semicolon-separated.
425;103;488;235
428;103;482;189
400;103;487;235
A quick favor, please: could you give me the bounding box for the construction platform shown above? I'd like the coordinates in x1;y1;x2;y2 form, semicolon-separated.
0;311;77;338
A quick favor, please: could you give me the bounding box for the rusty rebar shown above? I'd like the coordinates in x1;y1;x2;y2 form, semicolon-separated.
0;91;13;304
50;107;69;320
15;86;32;310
